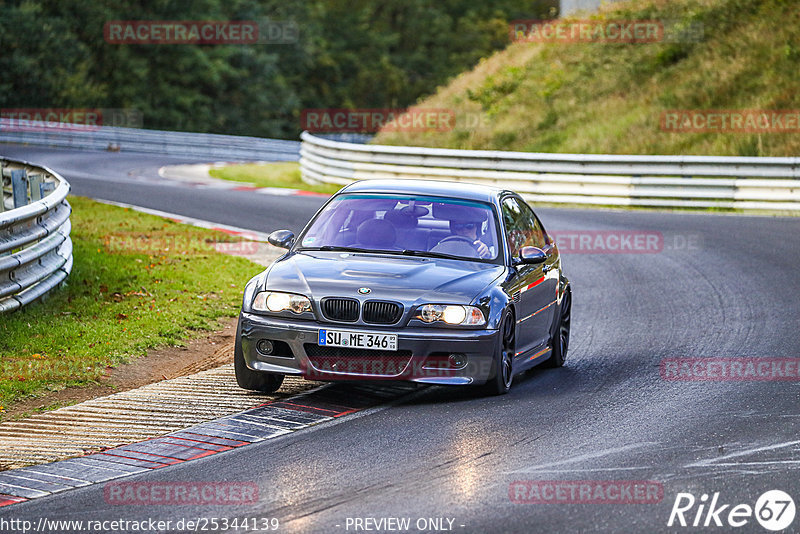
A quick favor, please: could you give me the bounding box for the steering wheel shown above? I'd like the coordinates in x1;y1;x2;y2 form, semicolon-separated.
439;235;476;246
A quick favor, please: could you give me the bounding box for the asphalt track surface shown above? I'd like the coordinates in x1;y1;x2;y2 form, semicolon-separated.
2;144;799;533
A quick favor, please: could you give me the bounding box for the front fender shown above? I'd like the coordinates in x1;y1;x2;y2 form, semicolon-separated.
241;271;268;313
476;285;511;331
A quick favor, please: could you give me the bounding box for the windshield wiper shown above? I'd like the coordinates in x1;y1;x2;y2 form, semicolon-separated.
399;249;465;261
304;245;372;253
304;246;474;262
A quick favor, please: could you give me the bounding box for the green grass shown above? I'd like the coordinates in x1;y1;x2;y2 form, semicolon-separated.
374;0;800;157
7;400;81;421
0;196;263;416
208;162;341;195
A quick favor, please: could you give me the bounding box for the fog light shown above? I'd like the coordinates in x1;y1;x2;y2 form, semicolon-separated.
256;339;274;355
448;353;467;369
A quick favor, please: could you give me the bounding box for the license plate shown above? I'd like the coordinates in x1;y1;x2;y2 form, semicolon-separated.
318;329;398;351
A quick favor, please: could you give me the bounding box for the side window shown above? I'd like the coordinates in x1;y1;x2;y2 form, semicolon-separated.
502;197;547;257
502;197;526;257
518;201;547;249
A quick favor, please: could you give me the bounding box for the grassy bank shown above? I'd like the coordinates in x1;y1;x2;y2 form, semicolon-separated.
0;197;262;415
374;0;800;157
209;162;340;195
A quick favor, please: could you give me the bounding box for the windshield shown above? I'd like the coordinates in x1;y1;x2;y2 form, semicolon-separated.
297;193;502;263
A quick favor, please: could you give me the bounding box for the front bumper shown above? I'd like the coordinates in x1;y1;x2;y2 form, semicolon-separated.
238;312;499;385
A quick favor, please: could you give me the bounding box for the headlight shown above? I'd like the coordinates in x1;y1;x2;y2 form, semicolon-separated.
253;291;312;314
416;304;486;326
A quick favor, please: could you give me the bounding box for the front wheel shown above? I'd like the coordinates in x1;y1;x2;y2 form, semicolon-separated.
234;321;285;393
475;314;515;396
545;289;571;368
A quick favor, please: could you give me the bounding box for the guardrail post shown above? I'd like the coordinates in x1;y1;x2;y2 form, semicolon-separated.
29;174;43;201
1;162;6;213
40;181;56;198
11;169;28;208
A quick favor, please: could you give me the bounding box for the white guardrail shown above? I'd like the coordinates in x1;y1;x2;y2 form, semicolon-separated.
300;132;800;211
0;158;72;313
0;120;300;162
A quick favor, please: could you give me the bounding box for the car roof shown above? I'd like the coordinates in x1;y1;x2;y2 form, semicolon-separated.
340;179;505;203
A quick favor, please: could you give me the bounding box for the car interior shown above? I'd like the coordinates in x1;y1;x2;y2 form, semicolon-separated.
305;197;499;259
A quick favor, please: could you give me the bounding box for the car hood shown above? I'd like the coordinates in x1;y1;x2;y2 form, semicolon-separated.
263;250;505;305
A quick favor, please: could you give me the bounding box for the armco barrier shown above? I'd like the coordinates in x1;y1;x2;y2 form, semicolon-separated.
299;132;800;211
0;158;72;313
0;120;300;162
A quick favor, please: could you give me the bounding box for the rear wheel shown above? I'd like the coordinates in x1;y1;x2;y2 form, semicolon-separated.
234;321;285;393
545;289;571;368
476;314;515;396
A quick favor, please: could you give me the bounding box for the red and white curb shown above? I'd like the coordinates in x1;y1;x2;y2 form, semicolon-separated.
0;382;417;506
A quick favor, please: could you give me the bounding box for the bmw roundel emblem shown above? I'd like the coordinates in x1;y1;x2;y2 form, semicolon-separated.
358;287;371;295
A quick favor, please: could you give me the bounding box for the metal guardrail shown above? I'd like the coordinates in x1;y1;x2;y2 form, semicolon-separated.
300;132;800;211
0;120;300;162
1;158;72;313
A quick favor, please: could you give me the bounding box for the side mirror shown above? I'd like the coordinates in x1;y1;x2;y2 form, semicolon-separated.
268;229;295;249
515;246;547;265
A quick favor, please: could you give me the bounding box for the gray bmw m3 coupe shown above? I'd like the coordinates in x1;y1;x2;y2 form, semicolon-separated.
235;179;571;395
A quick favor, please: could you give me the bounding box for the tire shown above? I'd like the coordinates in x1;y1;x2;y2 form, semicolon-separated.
234;320;285;393
475;313;515;396
545;288;571;368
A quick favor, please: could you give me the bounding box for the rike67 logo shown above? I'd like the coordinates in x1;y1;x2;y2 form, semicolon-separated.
668;490;795;531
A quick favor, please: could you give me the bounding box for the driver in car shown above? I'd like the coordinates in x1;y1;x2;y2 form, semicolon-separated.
450;220;490;258
431;217;491;259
